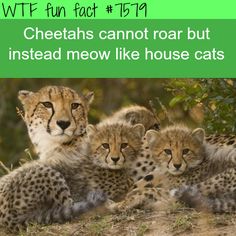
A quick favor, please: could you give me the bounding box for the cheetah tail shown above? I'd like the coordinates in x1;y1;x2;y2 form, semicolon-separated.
72;190;107;217
171;186;236;213
34;190;107;225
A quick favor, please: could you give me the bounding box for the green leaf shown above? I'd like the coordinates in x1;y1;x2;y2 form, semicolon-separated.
169;95;185;107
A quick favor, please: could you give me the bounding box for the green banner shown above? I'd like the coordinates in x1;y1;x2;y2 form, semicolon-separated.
0;20;235;78
0;0;236;19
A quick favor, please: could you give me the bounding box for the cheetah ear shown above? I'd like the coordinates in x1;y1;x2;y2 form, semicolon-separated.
191;128;205;143
86;124;97;138
146;130;159;146
84;91;94;105
132;124;145;138
18;90;34;105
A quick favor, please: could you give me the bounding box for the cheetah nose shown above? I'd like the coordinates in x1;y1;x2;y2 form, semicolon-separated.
111;157;120;163
57;120;71;130
173;164;182;170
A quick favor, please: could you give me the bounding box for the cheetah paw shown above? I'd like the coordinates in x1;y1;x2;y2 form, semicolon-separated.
105;199;124;213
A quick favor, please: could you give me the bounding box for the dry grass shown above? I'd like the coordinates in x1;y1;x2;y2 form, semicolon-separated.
1;207;236;236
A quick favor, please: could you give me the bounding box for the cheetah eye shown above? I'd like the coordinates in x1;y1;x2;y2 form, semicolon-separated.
42;102;53;108
71;103;80;110
102;143;110;149
182;149;190;155
164;149;172;155
121;143;128;149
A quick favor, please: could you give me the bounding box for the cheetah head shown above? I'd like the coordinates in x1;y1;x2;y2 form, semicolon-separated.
146;125;205;176
86;123;145;170
18;86;94;157
111;105;160;132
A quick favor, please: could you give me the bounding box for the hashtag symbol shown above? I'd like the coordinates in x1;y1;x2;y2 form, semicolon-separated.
106;5;113;14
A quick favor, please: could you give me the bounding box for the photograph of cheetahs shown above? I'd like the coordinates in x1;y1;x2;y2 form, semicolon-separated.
0;79;236;235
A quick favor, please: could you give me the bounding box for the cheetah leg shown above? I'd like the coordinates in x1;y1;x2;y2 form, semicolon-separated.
16;170;78;228
106;168;174;212
106;187;169;212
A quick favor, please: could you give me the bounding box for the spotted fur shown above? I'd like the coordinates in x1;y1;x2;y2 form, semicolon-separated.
103;106;236;184
107;125;236;213
205;133;236;148
104;105;160;132
18;86;94;159
101;105;160;182
0;122;144;232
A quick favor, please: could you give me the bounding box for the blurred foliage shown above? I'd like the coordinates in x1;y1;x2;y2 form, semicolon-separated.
0;78;235;172
167;79;236;133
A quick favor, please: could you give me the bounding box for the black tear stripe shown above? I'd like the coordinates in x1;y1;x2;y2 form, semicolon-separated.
71;104;85;127
30;102;41;117
167;155;173;166
47;106;55;134
182;157;187;165
120;148;127;162
120;149;124;157
71;109;77;127
105;151;110;164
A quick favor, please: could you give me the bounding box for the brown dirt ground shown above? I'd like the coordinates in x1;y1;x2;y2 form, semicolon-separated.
1;205;236;236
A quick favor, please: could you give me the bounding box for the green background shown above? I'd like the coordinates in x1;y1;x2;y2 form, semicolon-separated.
0;0;236;19
0;20;235;78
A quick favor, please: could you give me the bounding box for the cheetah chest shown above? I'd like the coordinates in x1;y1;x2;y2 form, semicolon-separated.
90;169;133;201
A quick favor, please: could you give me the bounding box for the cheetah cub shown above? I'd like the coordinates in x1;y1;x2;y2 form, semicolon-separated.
0;122;144;232
102;105;161;182
18;85;94;159
104;105;160;131
107;125;236;213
